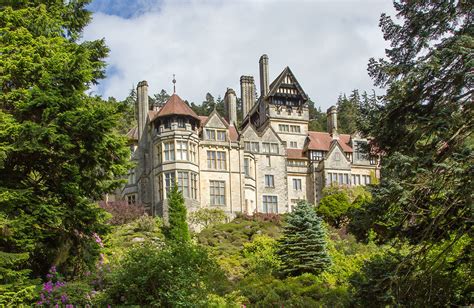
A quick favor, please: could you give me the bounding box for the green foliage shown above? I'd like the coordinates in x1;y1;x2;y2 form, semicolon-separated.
354;2;473;303
0;0;130;280
317;188;351;228
242;235;281;275
197;215;283;280
164;184;190;243
307;99;327;132
189;208;227;230
105;242;228;307
0;250;39;306
103;215;164;264
278;201;331;277
350;238;472;307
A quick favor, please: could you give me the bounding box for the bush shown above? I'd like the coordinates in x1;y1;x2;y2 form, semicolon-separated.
189;208;227;230
242;235;281;275
105;242;228;307
99;201;147;225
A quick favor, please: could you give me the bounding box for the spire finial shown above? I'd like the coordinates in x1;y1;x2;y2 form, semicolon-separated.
172;74;176;94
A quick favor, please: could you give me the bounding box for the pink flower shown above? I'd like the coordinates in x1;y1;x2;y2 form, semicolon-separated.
92;233;104;248
43;281;53;293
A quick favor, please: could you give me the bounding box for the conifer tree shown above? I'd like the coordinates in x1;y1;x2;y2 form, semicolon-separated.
278;201;331;277
351;1;473;304
0;0;130;281
164;184;190;243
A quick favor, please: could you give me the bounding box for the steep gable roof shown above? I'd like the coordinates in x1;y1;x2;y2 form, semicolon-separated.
307;131;353;153
267;66;308;100
152;94;199;121
201;110;239;142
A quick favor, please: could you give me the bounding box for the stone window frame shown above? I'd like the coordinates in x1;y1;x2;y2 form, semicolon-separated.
264;174;275;188
293;178;302;191
210;180;225;206
262;195;278;213
126;194;136;205
207;150;227;170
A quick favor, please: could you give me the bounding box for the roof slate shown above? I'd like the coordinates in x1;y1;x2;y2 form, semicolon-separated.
287;148;307;160
307;131;353;152
153;94;199;120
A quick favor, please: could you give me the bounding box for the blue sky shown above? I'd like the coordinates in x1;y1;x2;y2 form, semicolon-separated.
83;0;394;109
87;0;162;18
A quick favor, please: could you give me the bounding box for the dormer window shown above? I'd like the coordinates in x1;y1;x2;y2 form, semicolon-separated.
205;129;226;141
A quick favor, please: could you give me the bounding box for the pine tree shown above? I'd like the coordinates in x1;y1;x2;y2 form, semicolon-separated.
278;201;331;277
164;184;190;243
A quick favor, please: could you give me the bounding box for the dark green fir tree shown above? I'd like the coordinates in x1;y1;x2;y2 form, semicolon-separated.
278;201;331;277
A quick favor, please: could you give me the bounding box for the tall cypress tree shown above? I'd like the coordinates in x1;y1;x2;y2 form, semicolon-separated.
278;201;331;277
164;184;190;243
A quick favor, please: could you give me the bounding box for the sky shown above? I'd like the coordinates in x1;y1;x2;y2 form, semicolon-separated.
84;0;395;110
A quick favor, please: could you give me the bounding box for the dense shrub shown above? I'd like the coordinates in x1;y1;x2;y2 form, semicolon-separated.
189;208;227;230
105;242;228;307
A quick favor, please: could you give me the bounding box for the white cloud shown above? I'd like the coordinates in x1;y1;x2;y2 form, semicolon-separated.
83;0;394;110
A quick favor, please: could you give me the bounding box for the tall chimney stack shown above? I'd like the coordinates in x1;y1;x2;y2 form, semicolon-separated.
259;54;269;97
327;106;338;137
240;76;256;118
137;80;149;141
224;88;237;125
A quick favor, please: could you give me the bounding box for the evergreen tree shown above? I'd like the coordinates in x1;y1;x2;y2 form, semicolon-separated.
353;1;473;304
164;184;190;243
278;201;331;277
153;89;170;108
0;0;130;282
307;99;327;132
337;90;361;134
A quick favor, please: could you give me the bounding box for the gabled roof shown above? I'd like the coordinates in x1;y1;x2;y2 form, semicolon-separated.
307;131;353;153
200;111;240;142
152;94;199;121
126;126;138;141
267;66;308;100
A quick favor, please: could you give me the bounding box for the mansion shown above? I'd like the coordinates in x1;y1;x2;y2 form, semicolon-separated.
121;55;380;218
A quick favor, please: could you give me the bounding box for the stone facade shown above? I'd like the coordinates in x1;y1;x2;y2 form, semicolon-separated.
121;55;381;217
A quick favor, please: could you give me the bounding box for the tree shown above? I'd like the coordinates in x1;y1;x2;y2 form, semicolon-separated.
153;89;170;108
337;90;361;134
164;184;190;243
307;99;327;132
0;0;130;282
355;1;473;303
316;188;351;228
278;201;331;277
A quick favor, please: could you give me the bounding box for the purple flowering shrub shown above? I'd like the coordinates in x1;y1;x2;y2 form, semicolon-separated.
36;233;111;306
